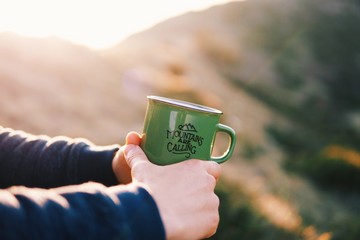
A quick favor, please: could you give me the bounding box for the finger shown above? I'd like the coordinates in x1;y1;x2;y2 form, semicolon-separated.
113;146;132;183
206;161;221;181
125;132;142;145
124;144;149;168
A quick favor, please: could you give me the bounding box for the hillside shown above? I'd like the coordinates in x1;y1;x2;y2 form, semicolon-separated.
102;1;360;239
1;0;359;239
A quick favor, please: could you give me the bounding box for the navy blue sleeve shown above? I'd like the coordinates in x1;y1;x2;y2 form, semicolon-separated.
0;127;119;188
0;183;166;240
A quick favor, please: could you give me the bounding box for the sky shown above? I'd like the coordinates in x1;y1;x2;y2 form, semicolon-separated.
0;0;236;49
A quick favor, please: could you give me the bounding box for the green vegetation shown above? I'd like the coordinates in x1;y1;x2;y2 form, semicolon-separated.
217;0;360;239
267;125;360;192
230;0;360;191
211;181;299;240
239;138;265;161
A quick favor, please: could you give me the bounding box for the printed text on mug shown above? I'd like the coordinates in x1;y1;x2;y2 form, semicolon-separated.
166;123;204;158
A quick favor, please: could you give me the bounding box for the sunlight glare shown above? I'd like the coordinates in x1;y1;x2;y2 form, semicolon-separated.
0;0;237;49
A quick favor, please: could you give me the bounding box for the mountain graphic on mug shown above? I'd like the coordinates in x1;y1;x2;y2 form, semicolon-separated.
178;123;197;132
142;96;236;165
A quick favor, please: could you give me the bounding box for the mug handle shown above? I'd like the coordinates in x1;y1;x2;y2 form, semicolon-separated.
210;124;236;163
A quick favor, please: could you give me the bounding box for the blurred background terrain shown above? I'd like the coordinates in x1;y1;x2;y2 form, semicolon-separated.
1;0;359;239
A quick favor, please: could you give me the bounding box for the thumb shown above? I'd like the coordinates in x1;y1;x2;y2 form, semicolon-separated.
125;131;142;145
124;144;149;168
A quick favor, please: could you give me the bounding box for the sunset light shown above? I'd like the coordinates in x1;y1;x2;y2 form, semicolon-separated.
1;1;359;239
0;0;236;49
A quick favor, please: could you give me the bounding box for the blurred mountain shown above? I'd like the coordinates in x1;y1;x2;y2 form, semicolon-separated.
1;0;359;239
0;32;143;143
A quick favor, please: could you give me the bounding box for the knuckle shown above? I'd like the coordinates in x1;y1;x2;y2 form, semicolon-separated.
211;209;220;230
213;194;220;208
131;162;150;179
211;218;219;233
210;161;222;176
212;212;220;228
205;175;217;191
213;162;222;174
133;161;148;171
208;192;220;209
205;213;220;238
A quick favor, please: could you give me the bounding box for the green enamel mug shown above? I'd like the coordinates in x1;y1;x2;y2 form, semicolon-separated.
140;96;236;165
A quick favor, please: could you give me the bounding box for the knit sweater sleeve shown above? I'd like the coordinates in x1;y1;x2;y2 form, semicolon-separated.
0;126;119;188
0;183;166;240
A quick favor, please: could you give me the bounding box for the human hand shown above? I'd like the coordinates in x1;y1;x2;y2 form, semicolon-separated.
124;143;221;240
112;132;142;184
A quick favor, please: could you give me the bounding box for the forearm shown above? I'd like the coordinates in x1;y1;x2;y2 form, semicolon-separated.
0;127;119;188
0;183;165;240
